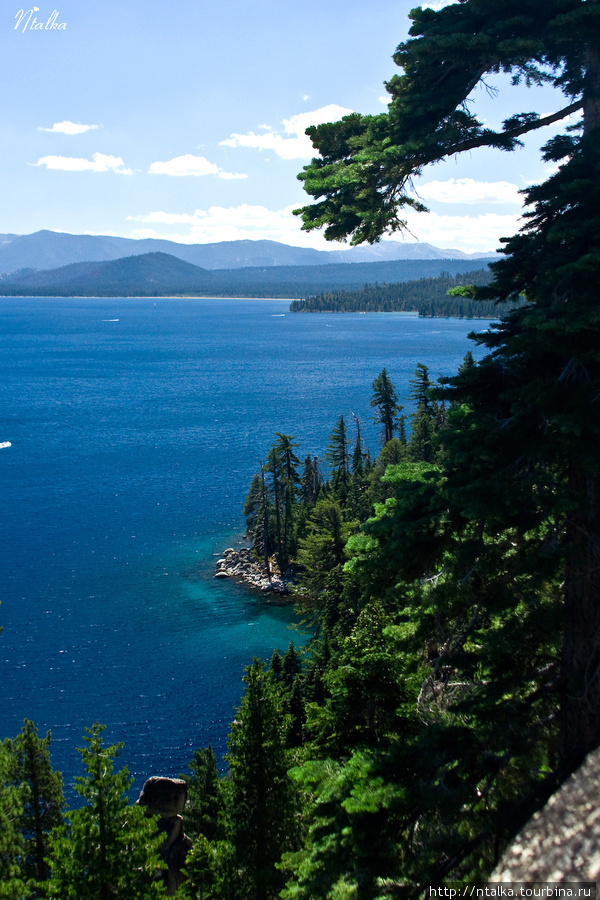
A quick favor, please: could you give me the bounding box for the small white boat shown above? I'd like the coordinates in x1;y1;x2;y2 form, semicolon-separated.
0;441;11;449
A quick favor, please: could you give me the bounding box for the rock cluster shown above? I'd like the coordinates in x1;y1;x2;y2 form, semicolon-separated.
136;776;192;895
214;547;290;594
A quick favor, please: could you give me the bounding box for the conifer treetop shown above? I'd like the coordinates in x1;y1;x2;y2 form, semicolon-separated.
295;0;599;245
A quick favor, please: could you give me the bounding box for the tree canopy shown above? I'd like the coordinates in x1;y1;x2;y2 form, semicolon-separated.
295;0;598;245
296;0;600;782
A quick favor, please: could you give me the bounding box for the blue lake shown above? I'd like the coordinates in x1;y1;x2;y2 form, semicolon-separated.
0;296;492;792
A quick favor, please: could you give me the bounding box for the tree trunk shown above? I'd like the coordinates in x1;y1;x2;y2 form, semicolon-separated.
559;467;600;779
558;36;600;780
260;469;271;577
584;44;600;136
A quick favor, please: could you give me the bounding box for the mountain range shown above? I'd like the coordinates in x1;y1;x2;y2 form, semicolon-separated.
0;251;496;298
0;230;495;276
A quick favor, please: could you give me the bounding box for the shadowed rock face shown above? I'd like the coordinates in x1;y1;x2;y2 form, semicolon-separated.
136;776;188;819
492;748;600;882
136;776;192;896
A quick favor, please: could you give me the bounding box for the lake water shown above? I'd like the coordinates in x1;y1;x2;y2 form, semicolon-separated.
0;297;492;792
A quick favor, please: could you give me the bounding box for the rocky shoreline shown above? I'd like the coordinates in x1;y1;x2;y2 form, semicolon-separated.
214;547;291;595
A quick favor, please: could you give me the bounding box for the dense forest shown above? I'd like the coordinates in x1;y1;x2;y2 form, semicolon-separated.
288;269;510;317
3;0;600;895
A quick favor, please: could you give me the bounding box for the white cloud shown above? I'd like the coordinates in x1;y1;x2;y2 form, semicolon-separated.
127;203;333;249
33;153;132;174
39;121;99;135
220;104;354;160
403;209;523;254
217;171;248;181
282;106;352;136
148;154;247;179
132;211;196;226
125;202;522;255
418;177;522;205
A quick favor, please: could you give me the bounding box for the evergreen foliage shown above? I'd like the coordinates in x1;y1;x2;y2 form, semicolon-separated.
300;455;322;509
218;660;300;900
244;436;301;574
325;416;351;501
181;745;220;843
370;369;401;445
267;0;600;885
45;723;165;899
0;742;29;899
5;720;64;891
289;268;513;316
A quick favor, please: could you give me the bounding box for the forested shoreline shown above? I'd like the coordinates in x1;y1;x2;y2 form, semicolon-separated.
0;354;574;895
2;341;589;895
288;268;514;317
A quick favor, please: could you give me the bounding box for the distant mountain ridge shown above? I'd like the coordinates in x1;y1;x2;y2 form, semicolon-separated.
0;250;496;298
0;229;496;276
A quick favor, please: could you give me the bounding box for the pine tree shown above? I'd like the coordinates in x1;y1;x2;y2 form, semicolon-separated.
282;642;302;687
300;455;322;509
270;644;306;750
407;405;436;463
325;415;350;501
243;473;264;537
350;415;365;474
398;413;407;448
0;742;29;899
408;363;434;415
348;415;371;520
296;499;352;595
370;369;401;445
402;364;440;462
244;465;273;576
269;648;284;682
46;723;165;899
220;660;299;900
295;0;588;245
179;833;218;900
6;720;64;888
273;434;301;570
307;602;410;755
265;447;284;571
182;745;220;843
280;748;409;900
367;437;407;503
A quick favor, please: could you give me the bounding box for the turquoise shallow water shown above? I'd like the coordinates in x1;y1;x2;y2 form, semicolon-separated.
0;296;491;791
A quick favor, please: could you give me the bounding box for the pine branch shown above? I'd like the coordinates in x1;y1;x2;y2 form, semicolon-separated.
446;100;583;157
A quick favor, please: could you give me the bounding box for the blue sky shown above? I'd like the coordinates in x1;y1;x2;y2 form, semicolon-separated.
2;0;577;253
